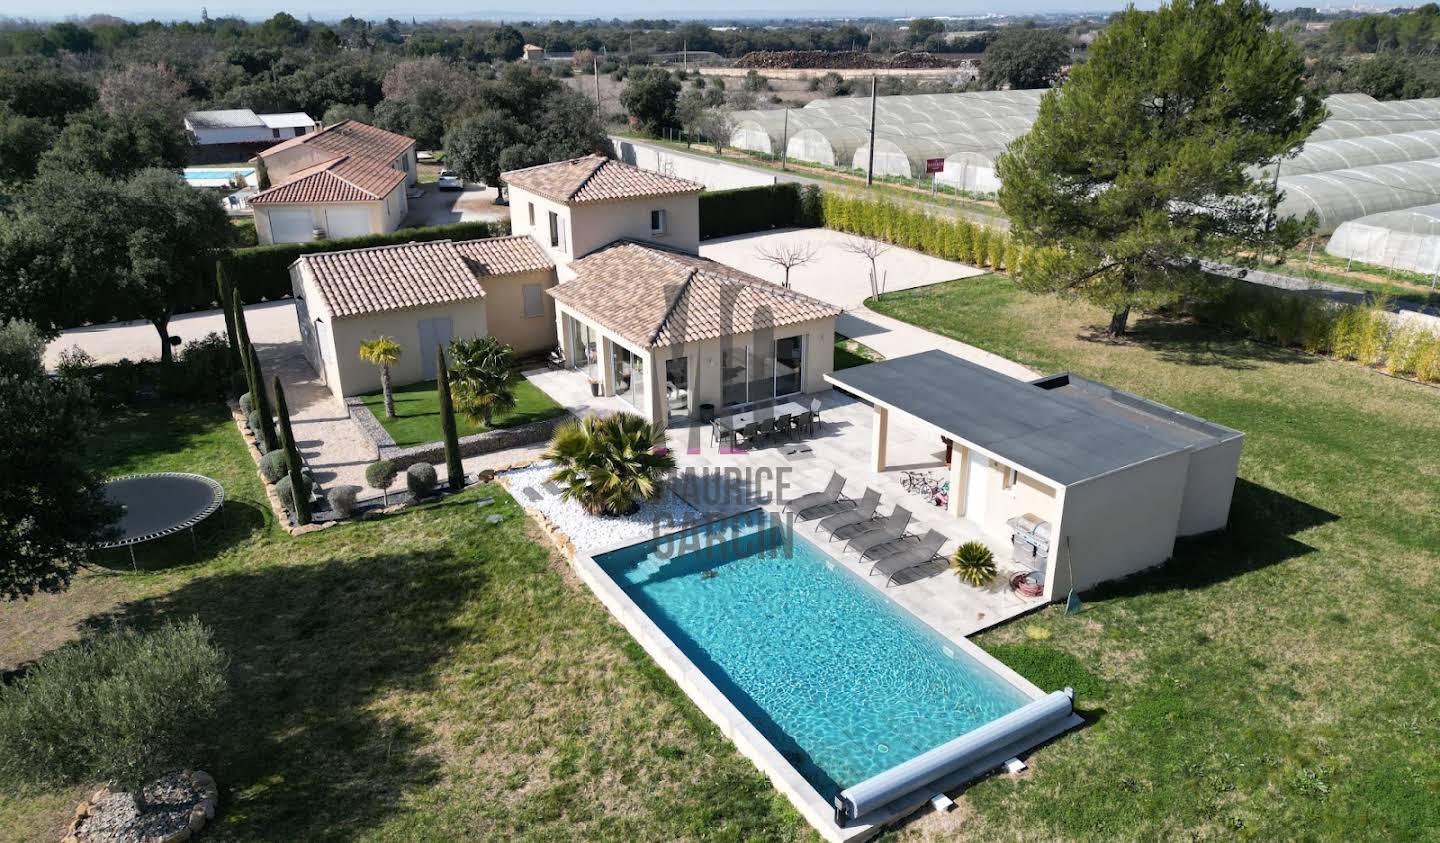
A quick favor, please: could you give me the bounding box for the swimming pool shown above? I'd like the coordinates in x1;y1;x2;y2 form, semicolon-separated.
182;167;255;188
594;511;1034;802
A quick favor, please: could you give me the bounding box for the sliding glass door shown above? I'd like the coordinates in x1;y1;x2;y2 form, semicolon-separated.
722;336;805;406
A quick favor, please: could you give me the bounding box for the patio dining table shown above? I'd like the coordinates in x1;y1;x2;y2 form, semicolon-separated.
713;401;811;441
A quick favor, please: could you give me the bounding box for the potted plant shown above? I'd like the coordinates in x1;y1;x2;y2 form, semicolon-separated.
951;541;997;588
588;377;600;397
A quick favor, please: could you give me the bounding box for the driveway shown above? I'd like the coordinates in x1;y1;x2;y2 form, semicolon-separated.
700;228;1037;380
698;228;985;309
45;300;300;368
402;184;509;228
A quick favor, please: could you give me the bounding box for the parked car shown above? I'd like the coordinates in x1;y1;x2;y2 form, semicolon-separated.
437;170;463;191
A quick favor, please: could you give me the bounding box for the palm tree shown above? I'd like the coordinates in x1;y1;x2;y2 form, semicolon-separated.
358;336;402;418
449;336;517;428
545;413;676;516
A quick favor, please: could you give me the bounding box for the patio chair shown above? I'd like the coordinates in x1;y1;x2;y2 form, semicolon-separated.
794;410;815;436
816;488;881;536
811;397;823;429
841;507;914;555
774;413;793;440
781;472;846;515
735;422;760;449
756;417;779;445
712;419;734;447
868;530;948;586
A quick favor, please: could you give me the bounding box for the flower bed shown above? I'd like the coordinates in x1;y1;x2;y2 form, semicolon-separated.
499;462;696;552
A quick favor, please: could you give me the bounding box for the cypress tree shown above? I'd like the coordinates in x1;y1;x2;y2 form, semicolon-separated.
217;263;241;370
248;344;279;453
272;375;311;525
233;289;256;398
436;347;464;492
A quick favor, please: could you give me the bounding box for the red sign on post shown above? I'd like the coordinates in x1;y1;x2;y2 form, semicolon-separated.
925;158;945;174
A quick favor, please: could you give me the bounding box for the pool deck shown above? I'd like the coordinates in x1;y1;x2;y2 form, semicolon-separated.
524;367;1048;641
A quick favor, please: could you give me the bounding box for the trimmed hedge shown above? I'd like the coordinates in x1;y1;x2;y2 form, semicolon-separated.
219;220;510;304
699;183;821;240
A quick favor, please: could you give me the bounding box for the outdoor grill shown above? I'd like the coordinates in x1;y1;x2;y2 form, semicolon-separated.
1007;513;1051;567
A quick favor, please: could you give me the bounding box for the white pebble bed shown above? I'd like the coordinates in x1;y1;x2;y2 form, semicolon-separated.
500;462;698;550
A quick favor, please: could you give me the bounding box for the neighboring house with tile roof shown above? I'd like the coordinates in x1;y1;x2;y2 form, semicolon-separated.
290;237;555;395
291;154;838;421
250;120;419;245
502;154;704;277
184;109;317;146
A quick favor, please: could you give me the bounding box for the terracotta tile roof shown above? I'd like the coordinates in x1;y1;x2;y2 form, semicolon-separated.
298;241;484;319
501;155;704;205
249;154;407;204
258;119;415;164
548;241;840;348
453;235;554;277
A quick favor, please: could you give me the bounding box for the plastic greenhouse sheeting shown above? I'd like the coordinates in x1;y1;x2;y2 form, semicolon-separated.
1276;158;1440;235
1326;203;1440;277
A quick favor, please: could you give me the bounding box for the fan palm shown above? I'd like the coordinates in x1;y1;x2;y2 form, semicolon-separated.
358;336;402;418
449;335;517;427
544;413;676;516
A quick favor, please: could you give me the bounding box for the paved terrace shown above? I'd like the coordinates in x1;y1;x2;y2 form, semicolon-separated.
526;366;1047;639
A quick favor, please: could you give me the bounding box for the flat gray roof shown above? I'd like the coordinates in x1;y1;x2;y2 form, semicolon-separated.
826;350;1239;486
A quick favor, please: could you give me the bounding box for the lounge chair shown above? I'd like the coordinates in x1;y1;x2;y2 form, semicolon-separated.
799;484;873;521
781;472;846;515
815;488;881;536
869;530;948;586
840;507;913;555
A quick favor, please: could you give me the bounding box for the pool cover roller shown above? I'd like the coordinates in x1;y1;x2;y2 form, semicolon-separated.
834;688;1075;826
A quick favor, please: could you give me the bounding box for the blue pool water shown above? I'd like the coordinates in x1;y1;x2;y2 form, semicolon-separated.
595;511;1031;800
182;167;254;185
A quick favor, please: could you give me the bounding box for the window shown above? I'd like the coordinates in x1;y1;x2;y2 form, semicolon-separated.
650;209;667;235
549;211;560;248
1002;467;1019;493
722;346;748;406
271;128;281;138
528;202;535;226
774;336;804;396
294;126;306;135
522;283;544;318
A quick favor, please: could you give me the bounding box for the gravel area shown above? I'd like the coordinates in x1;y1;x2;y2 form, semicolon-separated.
75;772;201;843
500;461;697;551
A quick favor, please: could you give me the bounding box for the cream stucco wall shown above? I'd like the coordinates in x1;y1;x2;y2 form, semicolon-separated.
292;262;488;397
477;268;559;356
967;455;1060;542
507;184;702;273
1176;437;1244;536
254;181;407;245
1044;450;1191;600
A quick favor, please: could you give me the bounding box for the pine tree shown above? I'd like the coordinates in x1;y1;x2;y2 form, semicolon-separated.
272;376;311;525
997;0;1323;336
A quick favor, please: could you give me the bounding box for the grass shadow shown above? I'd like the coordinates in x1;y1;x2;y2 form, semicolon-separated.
80;546;482;840
1078;314;1322;371
1086;478;1337;601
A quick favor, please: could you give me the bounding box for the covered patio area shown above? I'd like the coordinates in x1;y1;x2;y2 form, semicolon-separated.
827;351;1246;603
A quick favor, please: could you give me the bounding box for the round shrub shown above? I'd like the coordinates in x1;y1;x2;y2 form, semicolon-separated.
247;410;263;436
405;463;438;499
327;485;359;518
950;541;997;587
365;459;397;491
0;618;227;791
238;392;254;414
275;474;314;511
259;450;289;484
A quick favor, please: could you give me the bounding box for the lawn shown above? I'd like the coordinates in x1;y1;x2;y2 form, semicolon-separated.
0;401;806;842
869;275;1440;840
360;377;567;447
834;334;883;370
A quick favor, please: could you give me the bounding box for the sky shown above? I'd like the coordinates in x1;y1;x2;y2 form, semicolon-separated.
3;1;1172;23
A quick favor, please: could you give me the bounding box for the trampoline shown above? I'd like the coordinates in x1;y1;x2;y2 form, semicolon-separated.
95;473;226;566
